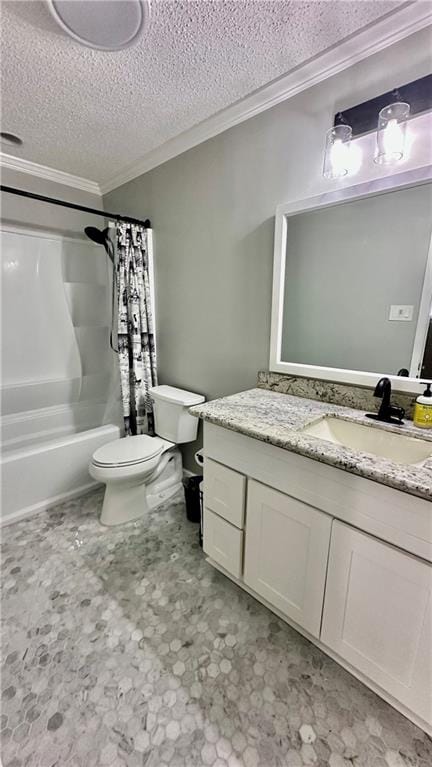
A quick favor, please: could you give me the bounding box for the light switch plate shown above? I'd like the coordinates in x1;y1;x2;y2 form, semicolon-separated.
388;305;414;321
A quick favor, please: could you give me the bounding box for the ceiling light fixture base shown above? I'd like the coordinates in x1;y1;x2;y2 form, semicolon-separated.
47;0;150;51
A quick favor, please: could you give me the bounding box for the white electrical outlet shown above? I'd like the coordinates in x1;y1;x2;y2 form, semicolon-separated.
388;305;414;321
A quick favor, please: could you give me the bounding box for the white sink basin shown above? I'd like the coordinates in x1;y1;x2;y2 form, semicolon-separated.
301;417;432;465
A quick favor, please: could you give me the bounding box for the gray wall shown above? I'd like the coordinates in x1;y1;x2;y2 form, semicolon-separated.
281;183;432;374
1;167;103;234
104;28;432;470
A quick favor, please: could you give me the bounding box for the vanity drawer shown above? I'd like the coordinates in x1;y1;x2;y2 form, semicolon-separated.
204;458;246;528
203;508;243;578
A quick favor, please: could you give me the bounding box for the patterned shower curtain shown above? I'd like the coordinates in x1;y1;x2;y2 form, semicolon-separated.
116;222;157;436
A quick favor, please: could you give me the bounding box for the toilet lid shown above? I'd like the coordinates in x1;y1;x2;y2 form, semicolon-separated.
92;435;166;467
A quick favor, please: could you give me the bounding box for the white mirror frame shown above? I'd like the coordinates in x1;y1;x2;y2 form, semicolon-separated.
270;165;432;394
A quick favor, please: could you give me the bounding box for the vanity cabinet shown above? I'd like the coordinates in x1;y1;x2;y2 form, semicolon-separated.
321;521;432;724
202;422;432;734
244;481;331;637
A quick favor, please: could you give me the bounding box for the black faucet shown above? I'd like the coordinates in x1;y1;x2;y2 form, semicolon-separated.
366;377;405;425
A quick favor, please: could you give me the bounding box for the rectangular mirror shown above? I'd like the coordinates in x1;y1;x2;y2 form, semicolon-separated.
270;169;432;393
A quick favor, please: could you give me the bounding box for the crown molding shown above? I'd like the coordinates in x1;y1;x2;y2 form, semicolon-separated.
0;152;101;196
101;2;432;194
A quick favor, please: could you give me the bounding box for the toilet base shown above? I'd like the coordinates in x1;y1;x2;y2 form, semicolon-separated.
99;448;182;526
100;480;150;526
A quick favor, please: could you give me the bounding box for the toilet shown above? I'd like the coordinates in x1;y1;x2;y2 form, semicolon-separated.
89;385;205;526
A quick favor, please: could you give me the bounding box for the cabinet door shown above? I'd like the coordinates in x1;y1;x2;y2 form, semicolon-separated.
322;521;432;726
244;480;332;637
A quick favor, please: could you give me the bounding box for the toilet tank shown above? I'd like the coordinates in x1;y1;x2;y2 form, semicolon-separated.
150;385;205;443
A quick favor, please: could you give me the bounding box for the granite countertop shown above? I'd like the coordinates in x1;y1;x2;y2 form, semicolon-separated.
190;388;432;501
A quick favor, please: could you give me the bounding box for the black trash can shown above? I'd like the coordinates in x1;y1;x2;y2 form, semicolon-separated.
182;475;203;523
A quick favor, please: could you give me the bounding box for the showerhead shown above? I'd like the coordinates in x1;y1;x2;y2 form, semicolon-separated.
85;226;110;245
84;226;114;262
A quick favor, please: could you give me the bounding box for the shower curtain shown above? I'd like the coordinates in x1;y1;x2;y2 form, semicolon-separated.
116;223;157;436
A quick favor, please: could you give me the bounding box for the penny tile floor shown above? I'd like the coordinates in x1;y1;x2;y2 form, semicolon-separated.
1;489;431;766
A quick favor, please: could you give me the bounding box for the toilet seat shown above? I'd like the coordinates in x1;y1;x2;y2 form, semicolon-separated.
92;435;168;468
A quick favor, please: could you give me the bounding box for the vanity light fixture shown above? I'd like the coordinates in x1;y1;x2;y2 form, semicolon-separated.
323;74;431;180
375;98;410;165
323;120;352;179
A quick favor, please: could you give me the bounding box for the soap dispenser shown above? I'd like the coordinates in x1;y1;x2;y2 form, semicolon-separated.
413;382;432;428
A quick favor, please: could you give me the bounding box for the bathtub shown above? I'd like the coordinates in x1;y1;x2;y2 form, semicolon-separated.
1;401;120;526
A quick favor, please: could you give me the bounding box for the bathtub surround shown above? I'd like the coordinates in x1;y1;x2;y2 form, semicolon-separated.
0;172;110;413
0;226;119;525
2;488;431;767
103;28;431;472
0;171;122;524
0;169;111;419
257;371;418;419
1;228;112;406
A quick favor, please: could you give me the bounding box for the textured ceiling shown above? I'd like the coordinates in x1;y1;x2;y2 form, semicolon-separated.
1;0;406;185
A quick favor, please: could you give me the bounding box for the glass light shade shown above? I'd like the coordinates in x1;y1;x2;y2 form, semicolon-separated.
323;124;352;179
375;102;410;165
